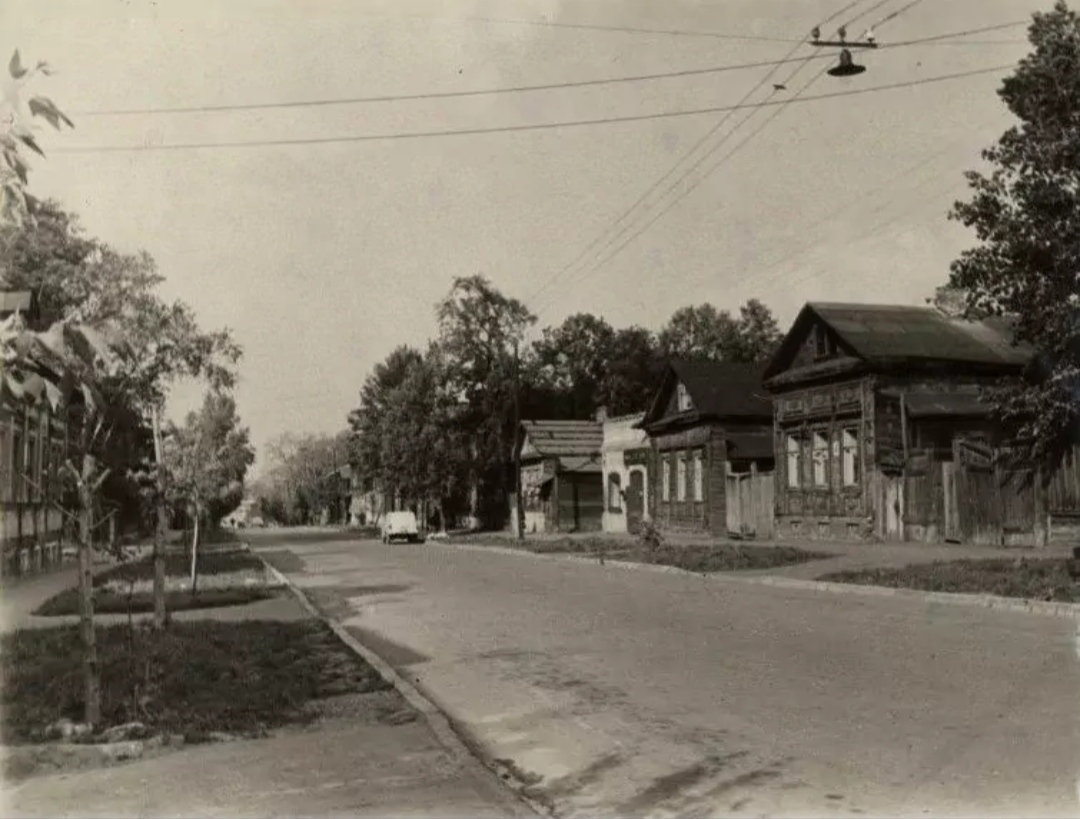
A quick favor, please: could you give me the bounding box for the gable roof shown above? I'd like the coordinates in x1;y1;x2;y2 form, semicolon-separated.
521;420;603;458
0;290;32;315
640;359;771;429
764;302;1035;382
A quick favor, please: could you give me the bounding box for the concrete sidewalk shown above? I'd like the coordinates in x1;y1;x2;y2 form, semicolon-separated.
4;708;532;818
1;553;535;818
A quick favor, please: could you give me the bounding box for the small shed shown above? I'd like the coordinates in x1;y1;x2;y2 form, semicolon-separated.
513;419;603;534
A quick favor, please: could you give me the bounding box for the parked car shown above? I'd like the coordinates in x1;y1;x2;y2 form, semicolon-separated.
381;511;424;544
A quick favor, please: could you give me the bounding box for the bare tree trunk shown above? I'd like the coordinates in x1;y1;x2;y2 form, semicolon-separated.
77;456;100;728
190;500;201;595
151;407;168;629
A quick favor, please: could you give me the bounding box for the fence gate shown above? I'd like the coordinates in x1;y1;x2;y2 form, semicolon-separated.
725;469;774;539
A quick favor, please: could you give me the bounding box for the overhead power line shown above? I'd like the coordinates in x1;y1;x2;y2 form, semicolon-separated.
528;0;974;314
538;62;834;316
54;65;1014;155
74;21;1027;118
431;14;804;43
523;0;872;310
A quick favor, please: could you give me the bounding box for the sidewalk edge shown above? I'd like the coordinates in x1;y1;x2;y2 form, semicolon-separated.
423;540;1080;620
261;561;548;818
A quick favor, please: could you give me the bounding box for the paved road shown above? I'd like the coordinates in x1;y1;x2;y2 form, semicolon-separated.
252;531;1080;819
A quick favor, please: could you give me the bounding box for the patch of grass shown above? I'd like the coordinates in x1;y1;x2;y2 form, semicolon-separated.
634;543;834;573
34;586;282;617
101;549;261;585
0;619;394;745
820;557;1080;602
448;533;631;556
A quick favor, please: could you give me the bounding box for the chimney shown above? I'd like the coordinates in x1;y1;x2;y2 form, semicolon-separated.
595;406;608;424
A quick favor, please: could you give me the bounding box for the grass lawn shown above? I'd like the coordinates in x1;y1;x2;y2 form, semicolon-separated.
34;586;282;616
635;542;834;572
448;533;634;556
0;620;393;746
446;532;832;571
819;557;1080;602
102;548;263;584
33;550;277;617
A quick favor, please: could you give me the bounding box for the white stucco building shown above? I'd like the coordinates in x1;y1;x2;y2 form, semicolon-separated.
601;412;650;534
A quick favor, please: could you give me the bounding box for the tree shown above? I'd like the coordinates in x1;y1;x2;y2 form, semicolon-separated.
435;275;535;528
734;298;783;363
1;50;73;225
257;431;350;525
347;345;424;506
2;310;122;728
657;304;739;361
946;0;1080;464
531;313;616;418
3;201;242;627
163;391;254;590
597;326;664;416
657;301;782;363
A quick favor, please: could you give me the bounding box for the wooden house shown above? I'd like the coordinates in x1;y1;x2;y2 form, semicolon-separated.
1;289;69;577
601;411;650;534
638;360;775;538
512;419;603;534
763;302;1037;544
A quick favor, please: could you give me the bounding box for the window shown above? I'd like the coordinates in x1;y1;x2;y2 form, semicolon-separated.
51;441;65;497
0;427;10;502
608;473;622;512
841;428;860;487
676;383;693;412
692;451;704;502
661;456;671;502
814;326;836;360
812;431;829;487
27;433;40;502
786;434;801;488
12;429;24;502
676;452;687;501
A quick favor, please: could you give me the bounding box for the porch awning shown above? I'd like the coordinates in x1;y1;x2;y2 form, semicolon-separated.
557;455;602;474
885;390;992;418
726;431;774;460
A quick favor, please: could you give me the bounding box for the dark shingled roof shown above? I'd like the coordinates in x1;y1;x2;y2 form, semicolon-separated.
521;420;603;457
667;360;772;419
0;290;32;314
808;302;1033;366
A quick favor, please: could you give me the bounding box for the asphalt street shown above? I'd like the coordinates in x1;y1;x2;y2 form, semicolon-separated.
251;530;1080;819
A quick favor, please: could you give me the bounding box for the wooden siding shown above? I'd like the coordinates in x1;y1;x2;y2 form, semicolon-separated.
726;464;775;539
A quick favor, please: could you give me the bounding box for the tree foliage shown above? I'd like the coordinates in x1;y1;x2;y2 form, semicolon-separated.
164;391;255;530
657;299;781;363
255;431;350;525
1;50;73;225
947;0;1080;463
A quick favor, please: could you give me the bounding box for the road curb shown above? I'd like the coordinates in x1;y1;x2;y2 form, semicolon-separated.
425;539;1080;620
260;561;546;819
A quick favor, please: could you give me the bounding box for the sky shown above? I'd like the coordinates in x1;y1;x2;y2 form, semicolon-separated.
1;0;1042;473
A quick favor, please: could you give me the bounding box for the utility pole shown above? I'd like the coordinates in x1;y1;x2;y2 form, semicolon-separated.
513;338;524;541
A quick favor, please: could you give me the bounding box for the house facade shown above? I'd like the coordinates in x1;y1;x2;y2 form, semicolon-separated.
1;290;68;577
763;302;1035;544
638;360;775;537
601;412;649;534
512;419;603;534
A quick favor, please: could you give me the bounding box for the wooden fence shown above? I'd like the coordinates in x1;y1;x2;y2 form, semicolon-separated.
901;441;1080;547
726;467;775;540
